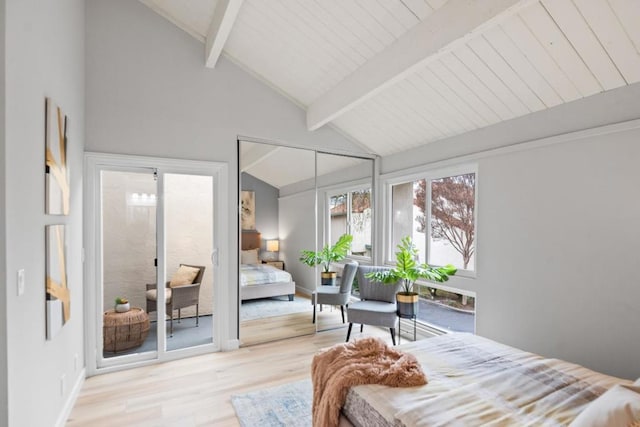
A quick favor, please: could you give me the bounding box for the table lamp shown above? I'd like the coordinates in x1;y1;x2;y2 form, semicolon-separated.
266;239;279;260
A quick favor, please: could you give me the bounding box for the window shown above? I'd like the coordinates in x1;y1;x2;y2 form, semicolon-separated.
329;188;372;258
429;174;475;271
389;171;475;272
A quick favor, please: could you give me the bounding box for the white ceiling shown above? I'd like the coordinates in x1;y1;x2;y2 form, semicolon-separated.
239;141;370;188
141;0;640;161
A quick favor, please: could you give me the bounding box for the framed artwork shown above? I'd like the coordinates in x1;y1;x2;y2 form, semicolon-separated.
241;190;256;230
45;97;70;215
46;225;70;340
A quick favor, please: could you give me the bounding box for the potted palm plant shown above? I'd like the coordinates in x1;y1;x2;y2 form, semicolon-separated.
299;234;353;286
366;236;457;317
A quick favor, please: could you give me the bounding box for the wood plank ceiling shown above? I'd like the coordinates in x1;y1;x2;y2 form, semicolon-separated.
141;0;640;158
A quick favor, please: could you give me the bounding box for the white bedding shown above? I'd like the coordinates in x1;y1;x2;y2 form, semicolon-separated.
343;333;631;426
240;263;292;286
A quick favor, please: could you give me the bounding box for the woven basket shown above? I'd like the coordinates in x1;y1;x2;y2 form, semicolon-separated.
103;307;150;353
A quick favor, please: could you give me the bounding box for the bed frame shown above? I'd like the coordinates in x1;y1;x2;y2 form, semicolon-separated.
241;231;295;301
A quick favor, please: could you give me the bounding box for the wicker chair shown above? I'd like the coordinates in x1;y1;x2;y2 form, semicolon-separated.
146;264;205;337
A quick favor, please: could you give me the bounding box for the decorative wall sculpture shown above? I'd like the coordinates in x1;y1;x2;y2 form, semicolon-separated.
45;97;70;215
45;224;70;340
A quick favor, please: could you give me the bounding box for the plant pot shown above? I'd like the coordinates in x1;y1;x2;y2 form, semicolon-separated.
396;292;419;318
321;271;337;286
115;302;130;313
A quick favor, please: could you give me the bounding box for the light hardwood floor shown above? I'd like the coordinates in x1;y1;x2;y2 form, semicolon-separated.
67;311;392;426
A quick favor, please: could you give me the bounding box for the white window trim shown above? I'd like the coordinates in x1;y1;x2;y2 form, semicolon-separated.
84;152;229;376
321;178;373;261
381;163;478;279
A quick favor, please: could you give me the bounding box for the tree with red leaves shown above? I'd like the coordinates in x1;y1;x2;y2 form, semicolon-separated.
414;174;475;269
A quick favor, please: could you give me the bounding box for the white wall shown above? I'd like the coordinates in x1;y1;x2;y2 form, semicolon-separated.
85;0;362;342
0;0;8;422
476;127;640;380
382;90;640;379
4;0;85;425
279;192;317;294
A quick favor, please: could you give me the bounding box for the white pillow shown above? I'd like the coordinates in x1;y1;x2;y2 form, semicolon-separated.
569;384;640;427
241;249;259;264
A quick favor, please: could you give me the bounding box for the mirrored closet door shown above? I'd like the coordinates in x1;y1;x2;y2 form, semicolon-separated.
239;141;316;345
315;153;374;332
238;139;375;345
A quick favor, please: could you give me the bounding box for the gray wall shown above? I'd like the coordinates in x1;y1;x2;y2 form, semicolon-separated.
279;191;317;293
382;88;640;380
241;172;279;257
85;0;362;343
4;0;85;425
476;129;640;380
0;0;7;422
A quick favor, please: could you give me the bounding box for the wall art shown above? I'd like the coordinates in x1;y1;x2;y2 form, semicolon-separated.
241;190;256;230
45;97;70;215
46;224;70;339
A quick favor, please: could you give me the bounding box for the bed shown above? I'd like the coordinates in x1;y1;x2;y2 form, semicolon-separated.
340;333;638;426
240;231;295;302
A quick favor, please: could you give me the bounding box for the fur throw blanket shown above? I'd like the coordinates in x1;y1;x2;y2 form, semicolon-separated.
311;337;427;427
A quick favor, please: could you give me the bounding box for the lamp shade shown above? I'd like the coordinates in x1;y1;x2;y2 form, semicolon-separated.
266;239;279;252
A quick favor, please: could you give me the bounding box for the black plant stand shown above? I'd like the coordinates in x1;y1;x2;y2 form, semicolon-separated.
397;313;416;344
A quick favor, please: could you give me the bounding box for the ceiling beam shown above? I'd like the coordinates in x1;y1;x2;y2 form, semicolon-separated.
240;143;281;173
306;0;536;131
205;0;244;68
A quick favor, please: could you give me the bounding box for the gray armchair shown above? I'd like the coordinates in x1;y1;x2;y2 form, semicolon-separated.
346;265;401;345
311;261;358;324
146;264;205;337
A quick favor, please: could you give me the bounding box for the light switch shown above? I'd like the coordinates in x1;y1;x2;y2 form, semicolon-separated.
17;269;25;296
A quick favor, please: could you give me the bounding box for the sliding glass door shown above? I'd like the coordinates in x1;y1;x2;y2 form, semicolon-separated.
86;154;227;373
164;173;215;351
101;169;158;359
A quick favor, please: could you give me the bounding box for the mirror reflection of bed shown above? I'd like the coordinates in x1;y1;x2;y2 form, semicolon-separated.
238;139;374;346
239;230;315;346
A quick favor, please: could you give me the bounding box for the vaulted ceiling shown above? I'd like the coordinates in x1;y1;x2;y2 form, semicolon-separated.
141;0;640;160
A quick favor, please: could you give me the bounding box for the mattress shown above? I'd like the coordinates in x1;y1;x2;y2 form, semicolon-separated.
240;263;292;286
343;333;630;427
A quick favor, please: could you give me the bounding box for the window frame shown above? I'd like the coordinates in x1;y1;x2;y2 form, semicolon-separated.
383;163;478;279
323;181;373;262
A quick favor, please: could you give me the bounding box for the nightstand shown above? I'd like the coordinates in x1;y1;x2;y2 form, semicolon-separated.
262;260;284;270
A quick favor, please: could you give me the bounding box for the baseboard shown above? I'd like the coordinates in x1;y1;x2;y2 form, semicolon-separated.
55;367;85;427
223;339;240;351
295;286;312;297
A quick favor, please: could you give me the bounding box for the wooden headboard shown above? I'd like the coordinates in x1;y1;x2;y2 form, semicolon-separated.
241;231;261;250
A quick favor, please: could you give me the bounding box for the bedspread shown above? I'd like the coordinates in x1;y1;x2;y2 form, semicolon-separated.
240;263;292;286
344;333;631;427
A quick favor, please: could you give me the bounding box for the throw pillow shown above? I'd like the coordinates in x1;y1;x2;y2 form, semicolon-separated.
241;249;259;264
569;384;640;427
169;265;200;288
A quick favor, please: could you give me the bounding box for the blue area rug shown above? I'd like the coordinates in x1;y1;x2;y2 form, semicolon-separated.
231;379;312;427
